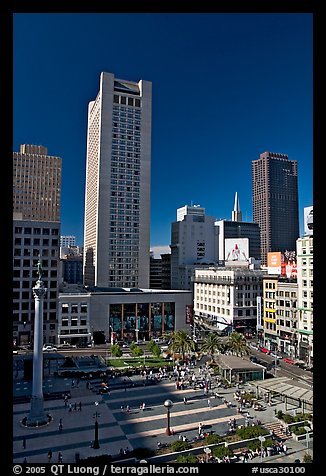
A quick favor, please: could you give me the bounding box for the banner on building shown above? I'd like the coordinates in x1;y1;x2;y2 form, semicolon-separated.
256;296;263;330
304;206;313;236
225;238;249;261
185;304;193;324
267;251;297;277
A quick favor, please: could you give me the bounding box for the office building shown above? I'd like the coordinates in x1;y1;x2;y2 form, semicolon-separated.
193;266;263;335
13;219;60;346
13;144;62;222
170;205;219;290
296;236;313;365
83;72;152;289
215;192;261;262
252;151;299;266
60;235;76;247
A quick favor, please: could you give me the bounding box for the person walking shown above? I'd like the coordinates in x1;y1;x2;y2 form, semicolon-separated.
183;396;188;405
207;398;211;408
78;401;82;411
22;437;26;449
47;450;53;462
58;452;63;463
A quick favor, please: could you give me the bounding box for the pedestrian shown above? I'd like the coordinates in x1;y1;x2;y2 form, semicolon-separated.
283;444;287;455
74;402;77;411
58;452;63;463
71;379;75;388
79;401;82;411
48;450;53;461
142;402;146;411
68;403;72;412
59;422;63;432
183;396;187;405
23;457;27;464
22;436;26;449
207;398;211;408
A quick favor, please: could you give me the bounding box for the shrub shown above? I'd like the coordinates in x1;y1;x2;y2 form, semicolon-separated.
291;426;307;436
236;425;268;440
205;434;223;445
303;453;313;463
212;446;233;459
276;410;284;420
170;441;191;452
176;454;198;463
282;414;294;424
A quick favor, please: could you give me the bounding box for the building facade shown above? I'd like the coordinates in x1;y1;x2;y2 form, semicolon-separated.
13;219;60;346
252;151;299;266
58;288;192;345
13;144;62;222
262;276;298;357
193;266;263;335
60;235;76;247
83;72;152;289
170;205;219;290
296;236;313;365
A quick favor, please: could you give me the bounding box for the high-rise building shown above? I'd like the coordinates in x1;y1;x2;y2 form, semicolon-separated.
83;72;152;288
13;144;62;222
13;219;60;346
252;151;299;266
170;205;219;290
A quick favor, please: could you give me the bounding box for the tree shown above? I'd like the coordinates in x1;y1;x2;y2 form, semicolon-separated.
111;344;123;358
226;331;249;356
200;333;223;362
167;330;195;362
130;343;144;357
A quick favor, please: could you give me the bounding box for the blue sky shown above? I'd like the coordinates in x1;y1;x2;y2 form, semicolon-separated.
13;13;313;248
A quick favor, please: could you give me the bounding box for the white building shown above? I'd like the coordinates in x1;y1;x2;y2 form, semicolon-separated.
83;72;152;289
170;205;219;290
60;235;76;247
193;266;263;335
58;287;192;345
296;236;313;365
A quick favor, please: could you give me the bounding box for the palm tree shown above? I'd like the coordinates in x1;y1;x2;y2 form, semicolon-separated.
200;333;223;362
167;330;195;362
227;331;250;357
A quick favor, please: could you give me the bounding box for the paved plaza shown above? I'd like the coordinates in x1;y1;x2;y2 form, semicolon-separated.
13;366;313;464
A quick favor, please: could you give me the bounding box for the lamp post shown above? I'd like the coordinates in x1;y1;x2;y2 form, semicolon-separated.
258;436;265;463
92;402;101;449
164;399;173;435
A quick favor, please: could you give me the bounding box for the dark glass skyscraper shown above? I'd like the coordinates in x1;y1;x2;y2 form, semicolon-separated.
252;151;299;266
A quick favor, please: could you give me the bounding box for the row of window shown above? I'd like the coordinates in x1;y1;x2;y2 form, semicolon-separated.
113;96;141;107
15;227;59;235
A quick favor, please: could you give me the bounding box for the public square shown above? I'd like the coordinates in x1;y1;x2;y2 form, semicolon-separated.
13;363;313;464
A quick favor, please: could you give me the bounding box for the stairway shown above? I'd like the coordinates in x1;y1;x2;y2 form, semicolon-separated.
263;421;291;440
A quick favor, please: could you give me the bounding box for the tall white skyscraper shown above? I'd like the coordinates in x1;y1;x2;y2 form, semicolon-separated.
83;72;152;288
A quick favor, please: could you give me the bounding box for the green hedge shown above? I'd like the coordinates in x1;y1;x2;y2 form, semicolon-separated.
212;446;234;459
236;425;269;440
170;441;191;452
176;454;198;463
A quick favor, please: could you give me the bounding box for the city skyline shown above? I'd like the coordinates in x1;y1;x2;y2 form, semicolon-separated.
13;13;313;247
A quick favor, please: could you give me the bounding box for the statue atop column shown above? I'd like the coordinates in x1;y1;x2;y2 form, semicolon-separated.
37;258;43;281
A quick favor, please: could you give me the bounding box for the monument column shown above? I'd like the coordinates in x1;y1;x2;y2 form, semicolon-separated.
26;261;48;426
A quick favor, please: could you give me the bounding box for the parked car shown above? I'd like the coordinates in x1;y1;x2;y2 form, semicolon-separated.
42;344;57;352
283;357;295;365
259;347;270;354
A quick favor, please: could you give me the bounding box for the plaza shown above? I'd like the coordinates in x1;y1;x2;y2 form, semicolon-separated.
13;363;313;464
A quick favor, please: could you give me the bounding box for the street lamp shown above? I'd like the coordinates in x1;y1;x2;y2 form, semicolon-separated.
258;436;265;463
164;399;173;436
92;401;101;449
